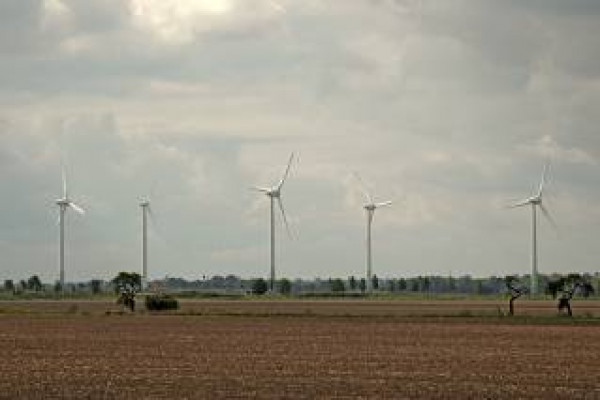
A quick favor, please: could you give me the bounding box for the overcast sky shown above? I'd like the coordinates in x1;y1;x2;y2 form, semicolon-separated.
1;0;599;282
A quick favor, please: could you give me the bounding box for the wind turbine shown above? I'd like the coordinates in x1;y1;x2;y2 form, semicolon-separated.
354;173;392;294
252;153;295;293
140;198;151;291
55;169;85;292
509;164;556;297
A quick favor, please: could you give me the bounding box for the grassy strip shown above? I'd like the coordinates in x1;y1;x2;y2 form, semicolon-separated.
126;310;600;326
0;305;598;326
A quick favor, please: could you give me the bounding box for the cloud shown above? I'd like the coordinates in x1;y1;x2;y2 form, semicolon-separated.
0;1;599;281
520;135;597;165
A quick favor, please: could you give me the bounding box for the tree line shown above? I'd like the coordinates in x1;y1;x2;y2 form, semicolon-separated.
3;272;596;298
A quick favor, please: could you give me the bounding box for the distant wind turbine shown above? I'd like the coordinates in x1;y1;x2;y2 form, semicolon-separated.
354;173;392;294
509;164;556;297
252;153;295;293
140;198;152;291
55;169;85;292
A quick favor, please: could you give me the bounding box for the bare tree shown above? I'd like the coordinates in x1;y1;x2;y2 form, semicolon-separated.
558;283;580;317
506;276;525;316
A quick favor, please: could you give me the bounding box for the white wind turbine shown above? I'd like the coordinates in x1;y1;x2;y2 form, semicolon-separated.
139;198;152;291
354;173;392;294
252;153;295;293
509;164;556;297
55;169;85;292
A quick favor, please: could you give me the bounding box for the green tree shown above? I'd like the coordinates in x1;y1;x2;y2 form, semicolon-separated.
546;278;566;299
27;275;43;292
564;273;595;298
359;278;366;293
348;276;357;291
476;280;483;295
112;272;141;312
90;280;103;295
420;276;430;292
279;278;291;295
398;278;407;291
112;272;141;294
388;279;397;292
448;276;456;292
4;280;14;293
331;278;345;293
372;274;379;290
252;278;268;295
579;281;595;298
410;279;419;292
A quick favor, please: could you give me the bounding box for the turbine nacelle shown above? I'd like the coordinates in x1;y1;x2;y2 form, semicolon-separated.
364;201;392;212
267;188;281;198
56;198;85;215
57;169;85;214
529;196;542;205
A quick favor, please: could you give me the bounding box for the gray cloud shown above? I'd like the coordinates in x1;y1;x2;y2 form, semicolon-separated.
0;0;599;282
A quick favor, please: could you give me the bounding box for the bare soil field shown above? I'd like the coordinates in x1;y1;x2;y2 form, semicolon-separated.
0;300;599;398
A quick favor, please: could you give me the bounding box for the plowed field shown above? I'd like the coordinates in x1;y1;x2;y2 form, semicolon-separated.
0;300;599;399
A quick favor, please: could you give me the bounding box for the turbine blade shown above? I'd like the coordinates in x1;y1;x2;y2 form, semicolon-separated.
62;168;68;199
68;202;85;215
352;172;373;204
537;163;549;197
277;197;292;238
276;152;295;190
539;203;558;230
375;200;392;208
507;198;531;208
251;186;272;194
147;204;159;228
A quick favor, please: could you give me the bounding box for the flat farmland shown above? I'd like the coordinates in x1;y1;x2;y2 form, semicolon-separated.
0;300;599;399
1;298;599;317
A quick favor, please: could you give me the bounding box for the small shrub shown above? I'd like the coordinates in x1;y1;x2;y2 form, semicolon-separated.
145;294;179;311
252;278;268;295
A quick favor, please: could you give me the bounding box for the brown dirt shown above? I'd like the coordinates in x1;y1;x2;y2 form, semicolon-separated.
0;307;599;398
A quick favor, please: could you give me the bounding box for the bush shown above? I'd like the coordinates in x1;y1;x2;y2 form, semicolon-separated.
252;278;268;295
279;279;291;295
145;294;179;311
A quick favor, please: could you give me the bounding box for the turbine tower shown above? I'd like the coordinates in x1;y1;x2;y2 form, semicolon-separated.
509;164;556;297
140;199;150;291
354;173;392;294
56;169;85;292
252;153;294;293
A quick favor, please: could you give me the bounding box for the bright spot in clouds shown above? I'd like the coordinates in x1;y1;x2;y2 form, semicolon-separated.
130;0;234;43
